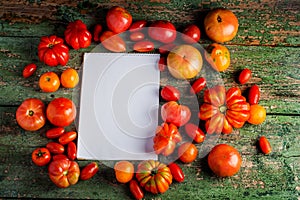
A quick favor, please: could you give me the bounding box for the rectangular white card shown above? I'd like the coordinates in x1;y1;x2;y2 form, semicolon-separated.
77;53;160;160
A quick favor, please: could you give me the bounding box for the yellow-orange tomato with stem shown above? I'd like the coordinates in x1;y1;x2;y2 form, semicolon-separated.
39;71;60;92
178;142;198;163
247;104;266;125
114;161;134;183
60;68;79;88
205;43;230;72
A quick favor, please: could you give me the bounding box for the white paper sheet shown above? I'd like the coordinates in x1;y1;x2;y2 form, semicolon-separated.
77;53;160;160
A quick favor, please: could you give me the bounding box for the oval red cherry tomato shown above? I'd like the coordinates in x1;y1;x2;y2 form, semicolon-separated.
259;136;272;154
100;30;126;52
190;77;206;94
181;24;201;44
161;85;180;101
130;31;145;41
93;24;103;42
129;20;147;32
248;84;260;105
58;131;77;145
46;97;76;127
80;162;99;180
133;40;154;52
46;127;65;139
46;142;65;154
158;57;167;72
23;63;37;78
239;68;252;84
148;20;177;44
184;123;205;143
52;154;69;162
67;141;77;161
168;163;184;182
106;6;132;33
31;147;51;166
129;179;144;200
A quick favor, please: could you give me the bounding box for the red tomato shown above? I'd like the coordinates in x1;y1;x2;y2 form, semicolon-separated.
106;6;132;33
168;163;184;182
67;141;77;161
133;40;154;52
160;85;180;101
158;57;167;72
129;20;147;32
100;30;126;52
208;144;242;177
204;8;239;43
52;154;69;162
58;131;77;145
178;142;198;163
148;20;177;44
161;101;191;127
46;97;76;127
93;24;103;42
248;84;260;105
46;127;65;139
184;123;205;143
22;63;37;78
64;20;92;50
48;159;80;188
80;162;99;180
39;71;60;93
238;68;252;84
190;77;206;94
16;98;46;131
181;24;201;44
158;43;176;55
130;32;145;41
129;179;144;200
32;147;51;167
46;142;65;154
259;136;272;154
38;35;69;67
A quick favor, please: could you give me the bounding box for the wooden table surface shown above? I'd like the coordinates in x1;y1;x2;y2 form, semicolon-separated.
0;0;299;199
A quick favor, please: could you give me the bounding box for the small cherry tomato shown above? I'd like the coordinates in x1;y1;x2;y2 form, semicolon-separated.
259;136;272;155
158;57;167;72
23;63;37;78
39;71;60;93
46;142;65;154
247;104;266;125
60;68;79;89
46;127;65;139
129;31;145;41
178;142;198;163
133;40;154;52
52;154;69;162
190;77;206;94
168;163;184;182
248;84;260;105
184;123;206;143
160;85;180;101
129;179;144;200
80;162;99;180
67;141;77;161
129;20;147;32
158;43;176;55
58;131;77;145
93;24;103;42
181;24;201;44
114;160;134;184
31;147;51;166
238;68;252;84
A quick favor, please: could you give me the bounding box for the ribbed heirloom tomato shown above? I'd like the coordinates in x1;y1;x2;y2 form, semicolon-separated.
199;85;250;134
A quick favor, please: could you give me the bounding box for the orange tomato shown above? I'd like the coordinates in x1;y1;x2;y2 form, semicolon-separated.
60;68;79;88
178;142;198;163
39;71;60;92
206;43;230;72
247;104;266;125
114;161;134;183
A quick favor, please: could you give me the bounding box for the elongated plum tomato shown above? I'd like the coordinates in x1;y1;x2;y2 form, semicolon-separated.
248;84;260;105
16;98;46;131
100;30;126;52
168;163;184;182
80;162;99;180
129;179;144;200
190;77;206;94
46;97;76;127
23;63;37;78
238;68;252;84
259;136;272;155
160;85;180;101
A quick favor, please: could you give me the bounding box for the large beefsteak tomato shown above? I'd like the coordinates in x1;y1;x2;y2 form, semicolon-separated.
199;85;250;134
161;101;191;127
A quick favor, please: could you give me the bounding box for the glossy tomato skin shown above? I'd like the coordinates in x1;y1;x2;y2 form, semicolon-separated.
114;161;134;184
133;40;154;52
64;20;92;50
106;6;132;33
168;163;184;182
129;20;147;32
184;123;205;143
80;162;99;180
208;144;242;177
58;131;77;145
32;147;51;166
239;68;252;84
23;63;37;78
39;71;60;93
48;159;80;188
178;142;198;163
148;20;177;44
160;85;180;101
248;84;260;105
60;68;79;89
129;179;144;200
52;154;69;162
190;77;206;94
67;141;77;161
206;43;230;72
16;98;46;131
93;24;103;42
259;136;272;154
129;32;145;41
46;127;65;139
100;30;126;52
46;97;76;127
181;24;201;44
38;35;69;67
161;101;191;127
46;142;65;154
158;57;167;72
